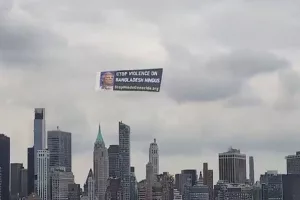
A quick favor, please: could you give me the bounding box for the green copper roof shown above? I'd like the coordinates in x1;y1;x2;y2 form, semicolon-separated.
95;124;105;145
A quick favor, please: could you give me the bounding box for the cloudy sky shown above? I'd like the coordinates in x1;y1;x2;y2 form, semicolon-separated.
1;0;300;185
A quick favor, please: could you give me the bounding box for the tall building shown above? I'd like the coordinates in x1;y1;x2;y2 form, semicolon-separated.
180;169;197;193
20;168;28;199
146;162;154;200
93;125;109;200
119;121;131;200
105;177;122;200
0;167;2;200
149;139;159;176
34;108;46;192
47;128;72;172
10;163;24;200
249;156;254;184
0;134;10;200
219;147;246;184
207;170;214;200
286;151;300;174
130;167;138;200
27;146;35;196
36;149;50;200
50;167;74;200
68;183;81;200
175;174;180;191
83;169;95;200
203;163;208;186
108;145;119;178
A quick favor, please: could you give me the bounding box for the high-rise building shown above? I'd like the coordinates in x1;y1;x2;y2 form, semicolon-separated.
207;170;213;200
0;134;10;200
50;167;74;200
130;167;138;200
47;128;72;172
37;149;50;200
286;151;300;174
27;146;35;196
93;125;109;200
68;183;81;200
20;168;28;199
219;147;246;184
83;169;95;200
146;162;154;200
180;169;197;193
0;167;2;200
108;145;119;178
203;163;208;185
119;121;131;200
175;174;180;191
34;108;46;192
149;139;159;176
249;156;255;184
10;163;24;200
105;177;122;200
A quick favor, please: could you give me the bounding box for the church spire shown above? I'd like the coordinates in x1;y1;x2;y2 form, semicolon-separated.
95;123;105;145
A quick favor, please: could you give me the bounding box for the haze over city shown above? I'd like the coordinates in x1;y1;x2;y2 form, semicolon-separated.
1;0;300;190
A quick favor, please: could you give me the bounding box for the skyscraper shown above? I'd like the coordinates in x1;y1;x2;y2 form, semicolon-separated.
27;147;35;196
10;163;24;200
249;156;255;184
146;162;154;200
105;177;122;200
286;151;300;174
83;169;95;200
20;168;28;199
219;147;246;184
203;163;208;185
93;125;109;200
130;167;138;200
119;121;131;200
34;108;46;191
47;127;72;172
108;145;119;178
149;139;159;176
0;134;10;200
207;170;214;200
37;149;50;200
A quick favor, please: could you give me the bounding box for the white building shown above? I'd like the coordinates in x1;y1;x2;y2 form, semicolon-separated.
149;139;159;176
93;125;109;200
37;149;50;200
51;167;74;200
88;175;95;200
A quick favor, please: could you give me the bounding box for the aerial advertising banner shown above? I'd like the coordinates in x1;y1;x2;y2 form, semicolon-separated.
96;68;163;92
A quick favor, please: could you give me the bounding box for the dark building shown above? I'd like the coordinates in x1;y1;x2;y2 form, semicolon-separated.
249;156;255;185
48;128;72;172
10;163;24;200
286;151;300;174
203;163;208;185
180;169;197;193
260;171;283;200
20;168;28;198
175;174;180;190
219;147;246;184
207;169;214;200
68;183;81;200
0;134;10;200
108;145;119;178
130;167;138;200
27;146;35;196
83;169;93;195
105;177;122;200
282;174;300;200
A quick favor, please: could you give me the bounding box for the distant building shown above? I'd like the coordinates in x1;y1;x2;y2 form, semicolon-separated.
47;128;72;172
157;172;174;200
27;146;35;196
286;151;300;174
137;180;146;200
68;183;81;200
130;167;138;200
50;167;74;200
149;139;159;176
105;177;122;200
94;125;109;200
36;149;50;200
0;134;10;200
10;163;24;200
214;181;253;200
173;189;182;200
180;169;197;193
219;147;246;184
186;172;209;200
207;170;213;200
119;122;131;200
146;162;154;200
249;156;255;185
174;174;180;191
203;163;208;185
83;169;95;200
20;168;28;198
108;145;119;178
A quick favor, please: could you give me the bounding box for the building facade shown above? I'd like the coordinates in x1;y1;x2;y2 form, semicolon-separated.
108;145;120;178
37;149;50;200
130;167;138;200
149;139;159;176
10;163;24;200
119;122;131;200
34;108;46;191
146;162;154;200
83;169;95;200
286;151;300;174
50;167;74;200
0;134;10;200
105;177;122;200
47;128;72;172
20;168;28;198
94;125;109;200
219;147;246;184
137;180;146;200
214;181;253;200
68;183;81;200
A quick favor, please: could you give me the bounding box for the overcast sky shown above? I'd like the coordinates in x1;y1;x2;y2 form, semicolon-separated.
1;0;300;185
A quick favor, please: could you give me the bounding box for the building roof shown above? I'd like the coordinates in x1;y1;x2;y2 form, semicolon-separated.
95;124;105;145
